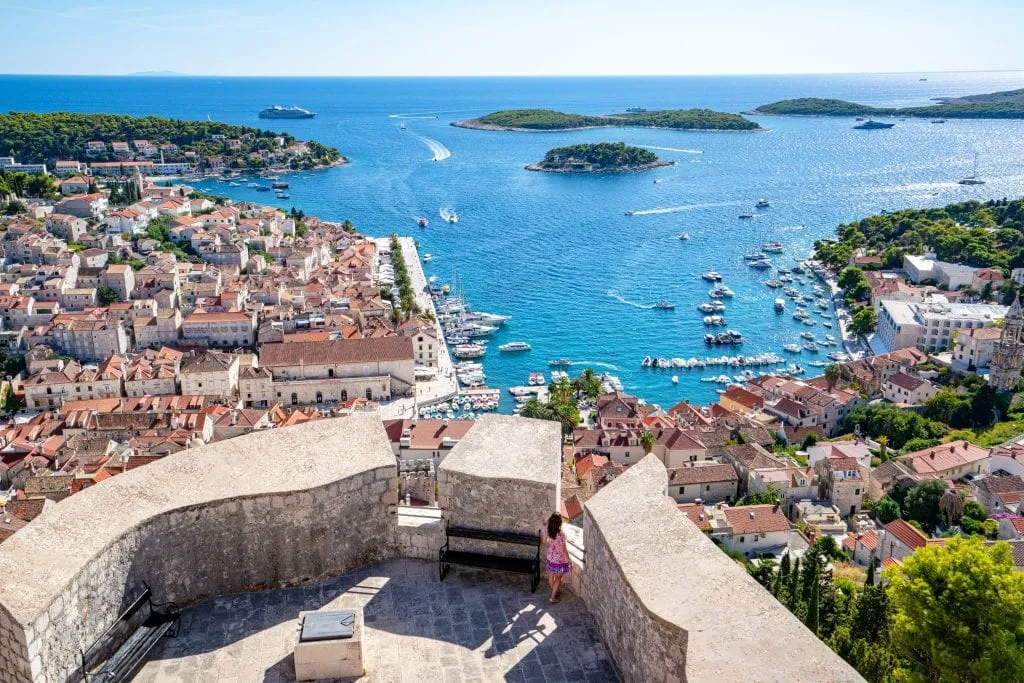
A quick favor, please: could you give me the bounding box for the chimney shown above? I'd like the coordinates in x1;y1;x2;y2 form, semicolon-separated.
748;511;755;519
930;451;935;459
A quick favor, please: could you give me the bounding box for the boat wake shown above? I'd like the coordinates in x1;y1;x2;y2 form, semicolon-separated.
570;360;620;371
607;290;654;309
640;145;704;154
627;200;744;216
407;131;452;161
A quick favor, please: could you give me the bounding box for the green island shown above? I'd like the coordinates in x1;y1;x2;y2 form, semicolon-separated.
526;142;671;173
751;88;1024;119
0;111;345;170
453;108;761;131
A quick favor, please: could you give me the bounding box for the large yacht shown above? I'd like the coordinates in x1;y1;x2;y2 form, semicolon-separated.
258;105;316;119
853;120;895;130
499;341;532;352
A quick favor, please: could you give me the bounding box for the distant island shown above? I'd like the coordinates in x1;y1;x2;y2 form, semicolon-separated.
750;88;1024;119
453;108;761;132
525;142;671;173
0;112;345;171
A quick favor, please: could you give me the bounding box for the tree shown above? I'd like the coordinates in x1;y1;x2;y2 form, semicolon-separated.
824;363;842;391
639;430;655;455
805;562;820;635
873;496;901;525
902;480;948;533
960;500;997;538
850;306;878;335
925;389;972;428
734;482;782;506
970;383;999;426
97;284;120;305
938;487;965;527
801;432;818;450
886;537;1024;682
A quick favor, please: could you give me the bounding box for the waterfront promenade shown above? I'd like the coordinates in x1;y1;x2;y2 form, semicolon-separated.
377;236;458;419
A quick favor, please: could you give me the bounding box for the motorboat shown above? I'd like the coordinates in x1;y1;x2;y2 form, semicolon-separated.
766;279;783;288
453;344;486;359
784;344;802;353
701;271;723;281
499;341;532;352
548;358;572;367
440;208;459;223
800;331;815;340
678;232;690;240
744;252;768;261
708;285;734;298
762;242;784;253
417;217;429;227
423;254;432;263
703;315;727;326
853;120;895;130
654;301;675;310
775;297;785;311
271;181;289;189
738;213;755;219
749;259;772;270
755;199;770;209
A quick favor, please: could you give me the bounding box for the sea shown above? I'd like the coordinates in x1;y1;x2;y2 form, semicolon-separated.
3;72;1024;410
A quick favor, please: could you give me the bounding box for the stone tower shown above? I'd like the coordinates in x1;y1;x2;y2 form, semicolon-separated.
991;293;1024;391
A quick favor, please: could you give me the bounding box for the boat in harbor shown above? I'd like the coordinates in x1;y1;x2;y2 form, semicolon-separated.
762;242;784;253
548;358;572;367
766;279;783;288
931;119;946;124
958;152;986;185
499;341;532;352
697;302;726;313
246;182;260;188
744;252;768;261
453;344;486;359
271;181;289;189
738;213;755;219
423;254;432;263
701;271;723;282
275;191;290;199
775;297;785;311
703;315;727;326
853;120;895;130
678;232;690;240
258;105;316;119
440;208;459;223
749;259;772;270
417;217;429;227
784;344;802;354
708;285;735;298
755;199;770;209
653;301;676;310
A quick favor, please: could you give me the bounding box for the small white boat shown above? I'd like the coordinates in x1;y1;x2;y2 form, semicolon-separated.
671;375;679;384
701;271;723;282
499;341;532;352
755;199;770;209
762;241;784;252
774;297;785;311
678;232;690;240
784;344;802;353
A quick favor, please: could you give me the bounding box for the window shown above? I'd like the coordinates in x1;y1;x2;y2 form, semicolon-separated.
854;488;860;495
328;368;334;378
705;485;711;491
365;388;372;400
316;391;323;404
739;536;745;543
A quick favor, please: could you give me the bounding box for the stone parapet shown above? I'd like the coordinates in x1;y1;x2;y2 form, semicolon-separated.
581;454;863;683
0;415;397;683
438;415;560;557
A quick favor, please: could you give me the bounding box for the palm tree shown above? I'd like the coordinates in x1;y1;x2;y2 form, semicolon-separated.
639;430;656;455
939;487;965;527
824;363;841;391
518;399;550;420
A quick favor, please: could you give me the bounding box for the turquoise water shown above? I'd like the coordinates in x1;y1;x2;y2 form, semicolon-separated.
4;73;1024;408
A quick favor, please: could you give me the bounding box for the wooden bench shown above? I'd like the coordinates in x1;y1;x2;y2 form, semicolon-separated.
439;524;541;592
80;582;180;683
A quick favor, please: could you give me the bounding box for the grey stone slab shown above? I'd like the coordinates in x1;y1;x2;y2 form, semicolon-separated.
132;558;615;682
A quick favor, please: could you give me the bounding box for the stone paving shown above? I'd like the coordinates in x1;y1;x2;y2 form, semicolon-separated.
135;558;618;682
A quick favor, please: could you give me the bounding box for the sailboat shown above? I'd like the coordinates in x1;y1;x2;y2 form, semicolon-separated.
958;152;986;185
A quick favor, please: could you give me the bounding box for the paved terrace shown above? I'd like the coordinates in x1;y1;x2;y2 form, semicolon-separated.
136;559;615;683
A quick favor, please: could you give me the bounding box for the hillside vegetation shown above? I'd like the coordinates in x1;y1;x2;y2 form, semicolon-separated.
462;108;760;131
814;197;1024;272
0;112;342;165
753;94;1024;119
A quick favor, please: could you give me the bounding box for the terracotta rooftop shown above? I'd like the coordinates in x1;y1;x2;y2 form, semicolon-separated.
260;337;413;366
722;504;791;535
883;518;928;551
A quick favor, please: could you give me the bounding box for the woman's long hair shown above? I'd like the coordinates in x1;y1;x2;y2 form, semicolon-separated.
547;512;562;540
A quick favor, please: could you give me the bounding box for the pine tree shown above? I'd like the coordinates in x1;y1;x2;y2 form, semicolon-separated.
787;557;801;609
775;553;792;597
805;563;820;635
865;558;875;587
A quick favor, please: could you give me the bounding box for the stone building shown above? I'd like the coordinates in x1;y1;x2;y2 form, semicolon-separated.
991;293;1024;391
666;463;739;504
179;350;240;399
815;453;865;518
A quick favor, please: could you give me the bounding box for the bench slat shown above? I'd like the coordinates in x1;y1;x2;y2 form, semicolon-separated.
446;526;540;546
97;620;176;681
441;549;537;575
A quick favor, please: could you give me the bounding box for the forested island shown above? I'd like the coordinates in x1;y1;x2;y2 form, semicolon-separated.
454;108;761;131
751;89;1024;119
0;112;345;170
525;142;671;173
814;197;1024;272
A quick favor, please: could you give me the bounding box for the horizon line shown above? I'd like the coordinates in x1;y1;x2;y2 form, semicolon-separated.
1;68;1024;79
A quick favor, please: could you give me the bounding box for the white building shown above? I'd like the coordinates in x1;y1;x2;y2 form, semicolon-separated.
877;298;1006;353
952;327;1003;371
882;372;940;405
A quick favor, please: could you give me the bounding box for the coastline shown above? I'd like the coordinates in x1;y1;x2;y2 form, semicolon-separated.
452;119;765;133
525;160;675;173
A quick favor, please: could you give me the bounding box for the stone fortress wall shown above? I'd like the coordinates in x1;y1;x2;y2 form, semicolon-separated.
0;413;861;683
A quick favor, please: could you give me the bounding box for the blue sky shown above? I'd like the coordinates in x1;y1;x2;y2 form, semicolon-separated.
3;0;1023;76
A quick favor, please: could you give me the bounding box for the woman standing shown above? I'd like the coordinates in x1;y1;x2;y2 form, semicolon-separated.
544;512;571;603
